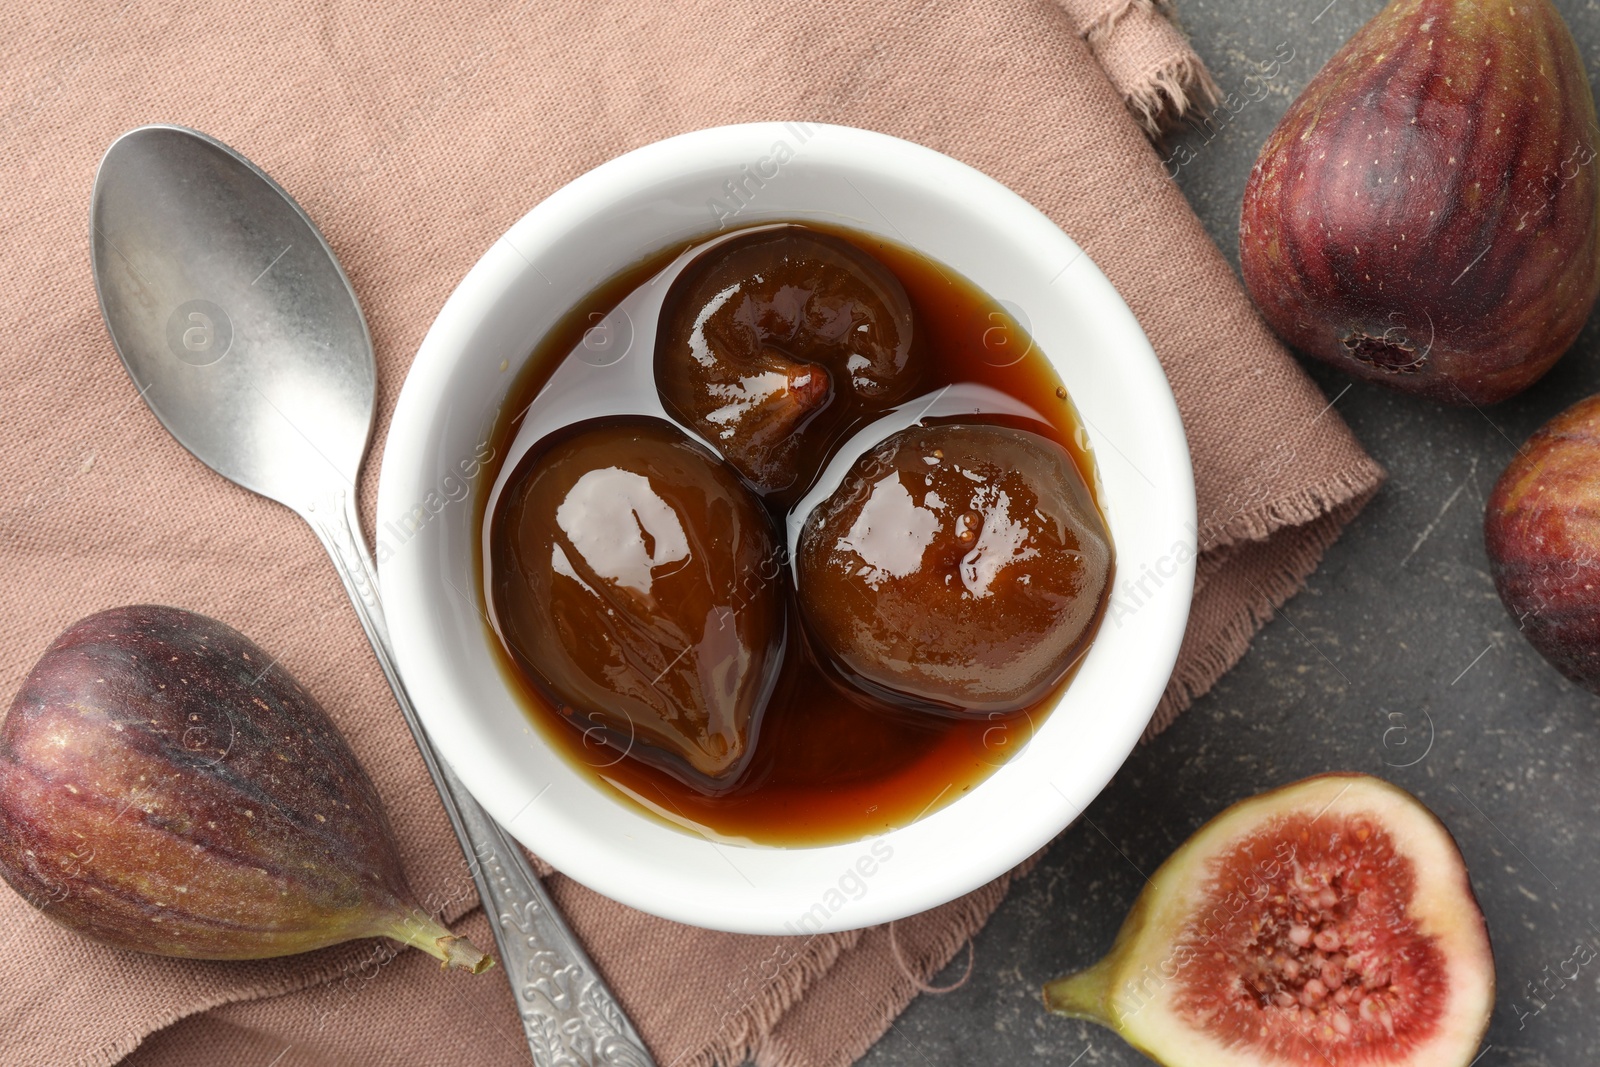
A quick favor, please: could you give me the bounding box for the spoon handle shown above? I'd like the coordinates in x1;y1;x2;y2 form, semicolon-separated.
304;488;657;1067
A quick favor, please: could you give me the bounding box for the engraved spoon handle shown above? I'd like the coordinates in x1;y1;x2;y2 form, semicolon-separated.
303;489;656;1067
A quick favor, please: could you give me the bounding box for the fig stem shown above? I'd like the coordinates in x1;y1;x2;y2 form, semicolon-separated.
384;908;496;974
1042;956;1115;1022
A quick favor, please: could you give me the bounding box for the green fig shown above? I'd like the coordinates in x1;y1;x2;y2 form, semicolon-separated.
1045;774;1494;1066
1240;0;1600;404
0;605;491;971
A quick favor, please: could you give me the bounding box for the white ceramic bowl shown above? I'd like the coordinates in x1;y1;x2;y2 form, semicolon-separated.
378;123;1195;934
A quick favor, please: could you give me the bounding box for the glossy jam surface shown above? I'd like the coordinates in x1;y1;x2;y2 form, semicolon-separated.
797;422;1112;715
655;226;921;499
481;223;1112;845
490;417;785;791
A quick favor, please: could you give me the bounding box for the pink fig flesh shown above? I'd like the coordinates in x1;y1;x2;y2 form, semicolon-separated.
1045;773;1494;1066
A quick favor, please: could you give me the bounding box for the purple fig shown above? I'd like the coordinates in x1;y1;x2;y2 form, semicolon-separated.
0;605;491;971
1485;395;1600;691
1240;0;1600;405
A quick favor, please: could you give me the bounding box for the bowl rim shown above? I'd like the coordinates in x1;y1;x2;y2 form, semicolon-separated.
377;121;1196;933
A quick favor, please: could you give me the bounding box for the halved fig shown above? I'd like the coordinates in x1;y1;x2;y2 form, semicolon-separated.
1044;773;1494;1067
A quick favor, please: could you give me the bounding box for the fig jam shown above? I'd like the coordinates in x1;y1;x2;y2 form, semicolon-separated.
479;223;1112;846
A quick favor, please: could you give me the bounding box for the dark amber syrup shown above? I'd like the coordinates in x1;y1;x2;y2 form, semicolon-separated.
476;222;1111;846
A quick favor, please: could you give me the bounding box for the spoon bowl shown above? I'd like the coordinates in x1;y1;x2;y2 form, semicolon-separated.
92;127;370;509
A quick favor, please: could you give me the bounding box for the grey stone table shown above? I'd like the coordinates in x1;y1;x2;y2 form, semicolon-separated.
859;2;1600;1064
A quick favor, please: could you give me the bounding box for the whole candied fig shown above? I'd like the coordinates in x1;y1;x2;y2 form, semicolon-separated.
796;422;1111;715
1045;773;1494;1067
490;416;784;789
655;225;919;497
1485;395;1600;692
1240;0;1600;404
0;605;490;970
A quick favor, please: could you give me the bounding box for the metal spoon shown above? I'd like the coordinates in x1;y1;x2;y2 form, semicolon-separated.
90;124;655;1067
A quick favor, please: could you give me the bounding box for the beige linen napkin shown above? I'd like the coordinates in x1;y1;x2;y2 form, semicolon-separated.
0;0;1382;1064
1059;0;1222;132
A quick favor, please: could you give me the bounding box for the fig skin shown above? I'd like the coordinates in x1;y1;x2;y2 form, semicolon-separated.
1045;773;1494;1067
796;421;1112;715
490;416;785;790
656;225;920;497
1240;0;1600;405
1485;395;1600;692
0;605;491;971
